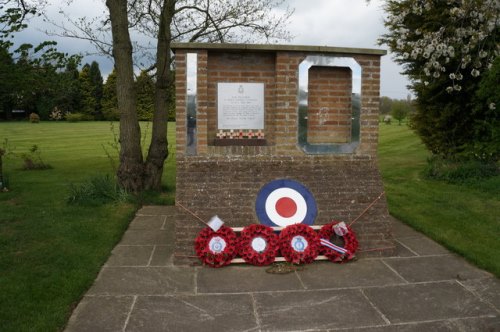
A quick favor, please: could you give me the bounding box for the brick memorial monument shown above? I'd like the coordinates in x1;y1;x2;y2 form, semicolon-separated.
172;43;393;264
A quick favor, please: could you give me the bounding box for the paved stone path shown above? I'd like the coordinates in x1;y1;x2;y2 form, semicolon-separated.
65;206;500;332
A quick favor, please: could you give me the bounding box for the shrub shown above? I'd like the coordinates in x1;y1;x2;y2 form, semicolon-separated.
102;108;120;121
21;145;52;170
0;147;6;191
67;174;129;205
49;107;64;121
65;113;87;122
29;113;40;123
423;155;499;184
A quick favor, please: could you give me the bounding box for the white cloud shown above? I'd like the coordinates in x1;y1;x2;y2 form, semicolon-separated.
282;0;410;98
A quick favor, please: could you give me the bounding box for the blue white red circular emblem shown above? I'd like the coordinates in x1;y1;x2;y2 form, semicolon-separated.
255;179;317;227
208;236;226;254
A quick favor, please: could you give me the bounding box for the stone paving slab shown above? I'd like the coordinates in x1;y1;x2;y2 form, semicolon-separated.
340;316;500;332
296;260;406;289
392;241;418;258
253;289;387;331
126;294;258;332
128;215;168;230
383;255;492;282
119;230;172;245
105;245;154;267
395;236;449;256
197;265;304;293
363;281;497;324
136;205;177;216
87;267;195;295
65;296;134;332
460;277;500;310
390;219;423;238
149;245;175;266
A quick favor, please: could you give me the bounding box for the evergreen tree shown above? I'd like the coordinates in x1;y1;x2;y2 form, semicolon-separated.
89;61;103;118
55;57;82;116
471;57;500;160
135;70;155;121
0;46;17;119
102;68;119;120
79;64;96;119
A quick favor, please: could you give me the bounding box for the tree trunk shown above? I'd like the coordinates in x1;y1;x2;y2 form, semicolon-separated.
106;0;144;192
144;0;175;190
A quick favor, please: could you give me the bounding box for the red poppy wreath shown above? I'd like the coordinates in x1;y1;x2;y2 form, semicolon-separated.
194;226;238;268
318;221;358;263
238;224;279;266
279;224;320;264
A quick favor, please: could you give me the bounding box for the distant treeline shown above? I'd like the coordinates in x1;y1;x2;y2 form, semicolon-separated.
0;57;175;121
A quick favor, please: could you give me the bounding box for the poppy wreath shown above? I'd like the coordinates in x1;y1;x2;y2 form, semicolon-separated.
238;224;279;266
279;224;320;264
318;221;358;263
194;226;238;268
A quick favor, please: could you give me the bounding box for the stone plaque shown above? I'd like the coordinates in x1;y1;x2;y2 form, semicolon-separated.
217;83;264;129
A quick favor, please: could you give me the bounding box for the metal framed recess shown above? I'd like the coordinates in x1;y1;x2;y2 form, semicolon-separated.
298;55;362;154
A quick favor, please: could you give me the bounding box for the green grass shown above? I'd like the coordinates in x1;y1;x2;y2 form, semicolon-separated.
378;123;500;277
0;121;176;332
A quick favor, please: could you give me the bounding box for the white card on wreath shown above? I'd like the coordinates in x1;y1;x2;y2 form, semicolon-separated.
208;215;224;232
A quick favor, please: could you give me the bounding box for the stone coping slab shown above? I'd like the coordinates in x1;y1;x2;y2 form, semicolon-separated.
171;42;387;55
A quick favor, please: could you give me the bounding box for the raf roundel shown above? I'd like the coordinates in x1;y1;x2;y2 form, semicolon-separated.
255;179;317;227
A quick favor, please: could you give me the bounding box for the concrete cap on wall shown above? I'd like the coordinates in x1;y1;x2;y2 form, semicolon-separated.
170;42;387;56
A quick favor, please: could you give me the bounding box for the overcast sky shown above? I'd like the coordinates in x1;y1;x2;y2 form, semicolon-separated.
15;0;411;99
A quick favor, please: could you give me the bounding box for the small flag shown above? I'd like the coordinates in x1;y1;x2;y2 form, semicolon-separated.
320;238;349;255
208;215;224;232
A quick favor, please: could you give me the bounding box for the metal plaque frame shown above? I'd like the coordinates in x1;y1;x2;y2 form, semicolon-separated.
298;55;362;154
186;53;197;155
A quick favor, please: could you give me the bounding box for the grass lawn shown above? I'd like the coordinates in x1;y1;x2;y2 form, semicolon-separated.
378;123;500;277
0;121;175;332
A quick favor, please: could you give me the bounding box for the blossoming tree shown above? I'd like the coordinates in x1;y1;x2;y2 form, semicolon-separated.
379;0;499;161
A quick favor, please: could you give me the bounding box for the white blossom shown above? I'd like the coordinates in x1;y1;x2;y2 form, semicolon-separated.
381;0;499;93
489;103;496;110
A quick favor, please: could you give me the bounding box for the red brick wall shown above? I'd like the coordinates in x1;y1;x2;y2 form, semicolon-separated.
307;66;352;144
174;47;391;265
